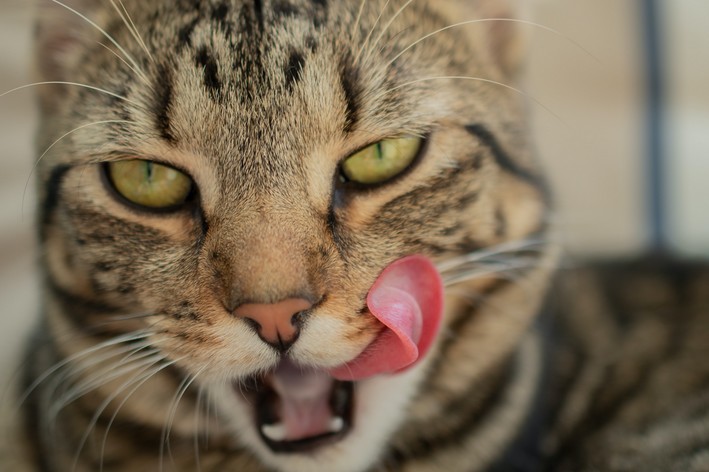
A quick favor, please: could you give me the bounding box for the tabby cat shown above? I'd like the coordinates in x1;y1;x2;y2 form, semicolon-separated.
4;0;709;471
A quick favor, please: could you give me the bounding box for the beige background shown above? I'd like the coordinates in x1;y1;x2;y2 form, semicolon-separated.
1;0;708;402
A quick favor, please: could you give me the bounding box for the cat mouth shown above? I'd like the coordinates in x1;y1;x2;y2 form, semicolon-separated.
239;359;354;453
233;256;443;453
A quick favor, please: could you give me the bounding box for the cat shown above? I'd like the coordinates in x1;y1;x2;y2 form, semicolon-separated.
4;0;708;471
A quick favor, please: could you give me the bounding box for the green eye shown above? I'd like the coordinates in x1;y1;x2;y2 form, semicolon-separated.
341;137;422;185
107;160;193;209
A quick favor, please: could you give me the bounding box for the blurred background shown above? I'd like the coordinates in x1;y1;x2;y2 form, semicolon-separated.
1;0;708;399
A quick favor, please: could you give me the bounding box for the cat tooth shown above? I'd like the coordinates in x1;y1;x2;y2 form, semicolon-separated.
261;423;287;442
329;417;345;433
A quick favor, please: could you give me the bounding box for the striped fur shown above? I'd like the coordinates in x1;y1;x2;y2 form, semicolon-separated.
4;0;707;471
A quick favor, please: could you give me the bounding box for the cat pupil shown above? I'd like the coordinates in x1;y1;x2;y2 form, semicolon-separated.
145;161;153;181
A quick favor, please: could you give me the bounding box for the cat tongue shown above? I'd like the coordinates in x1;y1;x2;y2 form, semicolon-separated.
330;255;443;381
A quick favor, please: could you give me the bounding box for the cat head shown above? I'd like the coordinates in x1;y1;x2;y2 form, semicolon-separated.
35;1;551;471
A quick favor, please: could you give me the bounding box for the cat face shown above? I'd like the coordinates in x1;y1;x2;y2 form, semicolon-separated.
36;1;550;470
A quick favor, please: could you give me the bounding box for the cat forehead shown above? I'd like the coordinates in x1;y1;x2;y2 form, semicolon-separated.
127;1;446;158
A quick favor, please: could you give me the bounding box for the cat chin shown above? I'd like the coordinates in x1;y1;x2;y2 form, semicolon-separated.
208;361;427;472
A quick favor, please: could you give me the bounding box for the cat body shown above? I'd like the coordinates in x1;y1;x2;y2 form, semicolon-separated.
5;0;708;471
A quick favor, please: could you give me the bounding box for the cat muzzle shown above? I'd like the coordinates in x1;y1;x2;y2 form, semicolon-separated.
237;255;443;453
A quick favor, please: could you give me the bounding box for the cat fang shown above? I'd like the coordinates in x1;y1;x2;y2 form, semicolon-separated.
239;360;354;453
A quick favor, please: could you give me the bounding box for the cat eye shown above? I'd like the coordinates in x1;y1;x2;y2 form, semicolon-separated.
106;160;193;210
341;137;423;185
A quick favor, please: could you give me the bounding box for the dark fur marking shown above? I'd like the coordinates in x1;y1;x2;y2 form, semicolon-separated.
284;50;306;89
212;2;230;22
211;2;236;37
117;285;134;294
471;153;484;171
94;261;114;272
46;278;123;328
458;190;480;207
386;365;513;465
465;124;547;194
22;326;58;472
310;0;328;27
441;223;462;237
436;265;537;357
153;64;176;143
195;47;222;97
495;207;507;238
253;0;265;31
273;1;300;17
39;165;71;241
339;54;361;133
305;36;318;53
178;16;201;48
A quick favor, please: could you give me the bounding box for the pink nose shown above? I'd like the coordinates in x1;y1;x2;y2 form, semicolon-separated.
234;298;312;351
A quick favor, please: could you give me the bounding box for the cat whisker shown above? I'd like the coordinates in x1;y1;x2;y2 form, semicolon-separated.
204;385;216;448
71;356;181;472
109;0;155;64
48;351;165;425
22;119;134;218
96;41;151;85
355;0;391;65
44;340;161;419
193;384;206;471
97;359;176;472
96;312;161;326
387;18;599;69
351;0;368;41
0;81;140;106
160;368;205;472
442;259;542;287
363;0;415;64
436;237;548;273
48;0;148;81
380;75;563;123
443;254;538;278
19;329;154;407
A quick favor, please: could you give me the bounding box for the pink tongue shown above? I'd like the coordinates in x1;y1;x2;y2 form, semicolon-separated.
330;255;444;381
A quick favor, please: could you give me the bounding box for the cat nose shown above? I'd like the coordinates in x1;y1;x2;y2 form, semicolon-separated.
234;298;312;352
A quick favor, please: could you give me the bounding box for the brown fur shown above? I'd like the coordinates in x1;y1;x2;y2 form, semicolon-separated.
5;1;707;471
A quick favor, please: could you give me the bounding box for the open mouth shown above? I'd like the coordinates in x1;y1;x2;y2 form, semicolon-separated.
231;256;443;453
240;359;355;453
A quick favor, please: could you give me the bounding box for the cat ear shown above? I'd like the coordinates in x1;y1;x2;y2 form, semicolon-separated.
441;0;532;77
35;0;103;108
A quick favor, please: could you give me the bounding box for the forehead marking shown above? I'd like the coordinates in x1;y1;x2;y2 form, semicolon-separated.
195;46;222;99
153;64;176;144
284;49;306;90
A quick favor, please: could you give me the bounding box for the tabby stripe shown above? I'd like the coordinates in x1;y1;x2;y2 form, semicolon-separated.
549;262;696;465
153;64;176;143
339;54;361;132
284;49;306;90
177;16;201;49
195;46;223;98
386;363;514;466
394;269;544;462
311;0;328;28
22;325;57;472
465;123;548;197
253;0;265;32
448;258;540;333
46;277;123;326
39;165;71;241
78;365;197;445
